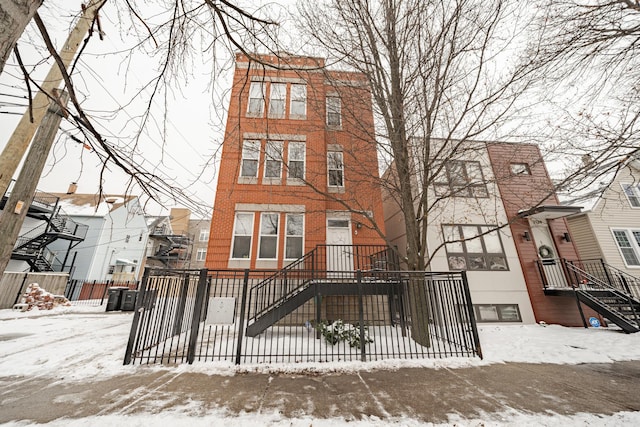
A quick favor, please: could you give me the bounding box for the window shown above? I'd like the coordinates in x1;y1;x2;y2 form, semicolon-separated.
443;224;508;271
107;265;115;274
269;83;286;118
199;229;209;242
264;141;284;179
434;160;488;198
328;151;344;187
510;162;530;175
240;140;260;178
288;142;305;179
125;235;130;243
259;213;279;259
326;96;341;127
196;248;207;261
290;84;307;117
612;229;640;266
231;213;253;259
247;82;265;116
474;304;522;323
285;214;304;259
622;183;640;207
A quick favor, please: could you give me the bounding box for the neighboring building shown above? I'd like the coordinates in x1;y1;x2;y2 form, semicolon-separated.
189;217;211;269
145;208;192;270
383;140;590;326
567;155;640;277
206;53;386;269
46;192;149;282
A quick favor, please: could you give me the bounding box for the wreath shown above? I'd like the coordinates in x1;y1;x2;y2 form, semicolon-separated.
538;245;554;259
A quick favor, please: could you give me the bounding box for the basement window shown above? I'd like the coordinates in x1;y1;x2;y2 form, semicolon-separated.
473;304;521;322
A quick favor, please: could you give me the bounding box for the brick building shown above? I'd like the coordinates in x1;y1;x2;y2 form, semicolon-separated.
206;54;386;270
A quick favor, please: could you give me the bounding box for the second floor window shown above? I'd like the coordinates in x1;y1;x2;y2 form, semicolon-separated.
196;248;207;261
241;140;260;177
290;84;307;117
434;160;488;198
622;183;640;207
443;224;508;271
285;214;304;259
328;151;344;187
264;141;284;178
288;142;305;179
612;229;640;266
247;82;265;116
326;96;341;127
259;213;279;259
199;229;209;242
269;83;286;118
231;213;253;259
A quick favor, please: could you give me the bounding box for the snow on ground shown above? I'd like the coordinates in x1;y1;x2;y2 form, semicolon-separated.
1;304;640;426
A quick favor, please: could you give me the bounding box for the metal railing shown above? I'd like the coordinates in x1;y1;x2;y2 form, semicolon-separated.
124;267;481;365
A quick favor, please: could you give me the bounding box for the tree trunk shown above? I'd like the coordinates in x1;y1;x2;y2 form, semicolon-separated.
0;0;43;76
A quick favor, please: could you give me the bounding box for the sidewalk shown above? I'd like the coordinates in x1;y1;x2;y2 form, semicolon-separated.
2;361;640;424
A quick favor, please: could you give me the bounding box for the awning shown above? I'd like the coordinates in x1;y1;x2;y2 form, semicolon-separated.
517;205;582;220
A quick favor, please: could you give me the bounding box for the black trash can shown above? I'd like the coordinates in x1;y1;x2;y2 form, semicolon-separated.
106;287;128;312
120;290;139;311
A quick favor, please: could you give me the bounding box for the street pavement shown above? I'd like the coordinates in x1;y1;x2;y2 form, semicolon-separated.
1;361;640;424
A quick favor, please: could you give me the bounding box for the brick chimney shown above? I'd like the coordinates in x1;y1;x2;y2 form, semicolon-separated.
67;182;77;194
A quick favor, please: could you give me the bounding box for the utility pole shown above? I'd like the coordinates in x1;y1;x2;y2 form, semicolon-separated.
0;0;106;199
0;90;69;276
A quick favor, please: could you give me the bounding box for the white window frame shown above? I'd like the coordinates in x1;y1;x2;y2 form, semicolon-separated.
622;183;640;208
258;212;280;259
240;140;260;178
196;248;207;262
247;82;265;116
327;151;344;188
326;96;341;127
285;213;304;260
290;84;307;118
264;141;284;179
231;212;254;259
611;228;640;267
268;83;286;119
199;229;209;242
288;142;305;180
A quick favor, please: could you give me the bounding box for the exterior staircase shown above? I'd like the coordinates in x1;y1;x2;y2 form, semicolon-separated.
541;259;640;333
245;245;401;337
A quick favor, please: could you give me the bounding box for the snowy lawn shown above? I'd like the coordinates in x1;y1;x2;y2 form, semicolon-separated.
1;305;640;426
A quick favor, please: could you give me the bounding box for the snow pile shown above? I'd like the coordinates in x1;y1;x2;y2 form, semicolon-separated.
14;283;71;312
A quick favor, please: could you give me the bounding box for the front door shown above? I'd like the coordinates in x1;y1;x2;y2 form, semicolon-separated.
326;217;353;273
530;219;568;288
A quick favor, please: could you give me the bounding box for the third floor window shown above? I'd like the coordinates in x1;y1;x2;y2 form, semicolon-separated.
290;84;307;118
247;82;265;116
623;183;640;207
434;160;488;198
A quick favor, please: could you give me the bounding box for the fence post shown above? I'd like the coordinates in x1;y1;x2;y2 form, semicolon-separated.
235;269;250;365
124;268;150;365
460;271;482;359
187;269;209;364
357;270;366;362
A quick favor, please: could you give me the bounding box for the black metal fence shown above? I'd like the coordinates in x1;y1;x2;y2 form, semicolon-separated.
124;267;481;365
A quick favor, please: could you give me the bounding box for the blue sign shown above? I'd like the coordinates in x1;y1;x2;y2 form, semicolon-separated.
589;317;601;328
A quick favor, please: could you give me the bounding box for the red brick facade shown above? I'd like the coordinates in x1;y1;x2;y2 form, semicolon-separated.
206;54;386;270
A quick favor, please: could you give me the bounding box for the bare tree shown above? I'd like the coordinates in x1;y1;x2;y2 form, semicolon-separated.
0;0;42;75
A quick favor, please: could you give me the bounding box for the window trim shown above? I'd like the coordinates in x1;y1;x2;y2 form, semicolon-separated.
621;183;640;208
196;248;207;261
240;140;260;179
287;141;306;181
289;84;307;119
258;212;280;259
442;224;509;271
285;213;304;260
611;228;640;268
433;160;489;198
268;82;286;119
326;96;342;127
230;212;254;260
264;140;284;180
247;81;265;117
473;304;522;323
327;151;344;188
199;229;209;242
510;162;531;176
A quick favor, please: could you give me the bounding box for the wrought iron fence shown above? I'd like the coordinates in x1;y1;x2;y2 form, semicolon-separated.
124;267;481;365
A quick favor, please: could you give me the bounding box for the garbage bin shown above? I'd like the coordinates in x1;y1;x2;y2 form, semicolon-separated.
106;287;128;312
120;290;139;311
